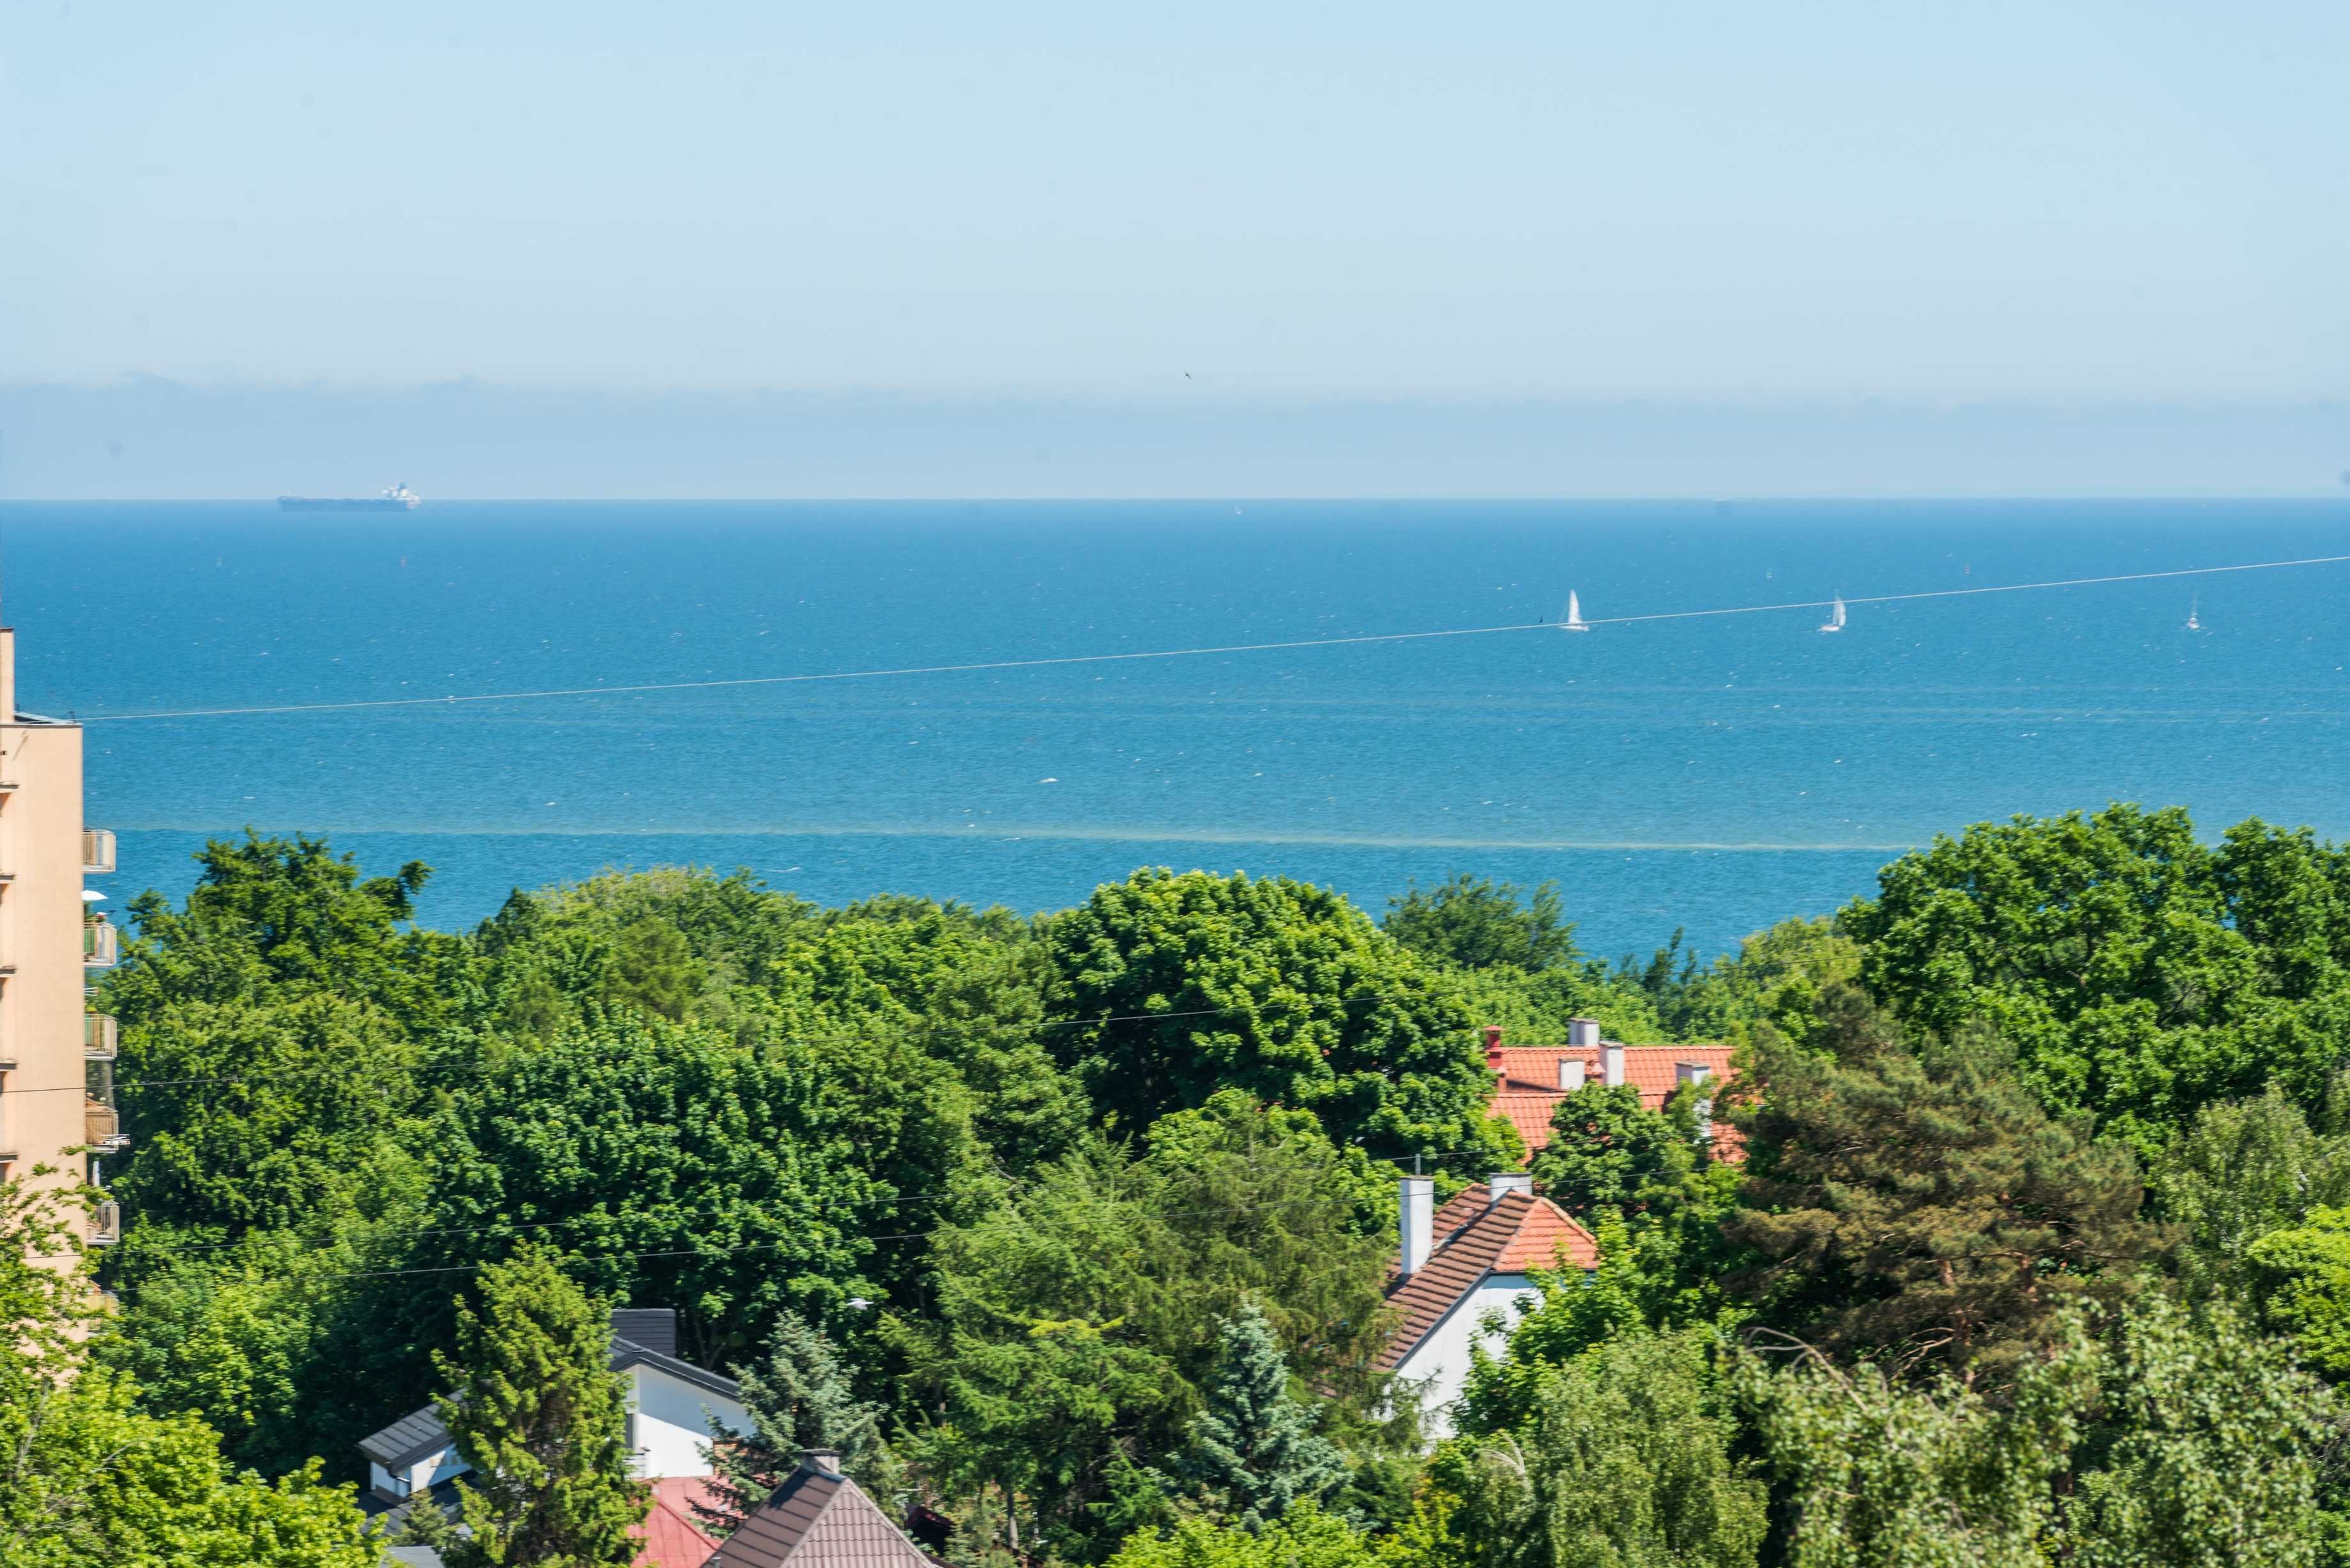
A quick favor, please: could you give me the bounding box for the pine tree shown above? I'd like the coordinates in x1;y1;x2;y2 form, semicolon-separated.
433;1247;648;1568
697;1308;886;1535
1183;1302;1347;1530
1728;988;2158;1384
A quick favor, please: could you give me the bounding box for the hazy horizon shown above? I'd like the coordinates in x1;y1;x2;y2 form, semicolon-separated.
10;3;2347;425
4;381;2344;500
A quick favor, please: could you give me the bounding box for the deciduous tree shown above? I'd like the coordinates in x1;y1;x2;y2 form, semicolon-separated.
1043;868;1506;1161
1441;1327;1766;1568
1844;806;2350;1148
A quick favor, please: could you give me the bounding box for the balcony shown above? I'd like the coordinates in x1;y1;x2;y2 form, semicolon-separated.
81;829;115;875
84;1014;117;1060
90;1201;119;1246
84;921;117;967
84;1100;121;1147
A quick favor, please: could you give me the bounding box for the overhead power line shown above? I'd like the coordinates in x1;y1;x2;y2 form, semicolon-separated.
1;993;1416;1097
79;552;2350;724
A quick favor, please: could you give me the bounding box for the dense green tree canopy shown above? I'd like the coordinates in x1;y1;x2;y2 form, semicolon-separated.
425;1014;879;1368
1439;1327;1766;1568
109;831;464;1024
886;1093;1404;1560
1729;988;2157;1381
1102;1505;1395;1568
0;1179;377;1568
72;822;2350;1568
1384;875;1579;973
1529;1083;1703;1223
1737;1329;2092;1568
2153;1085;2350;1301
1043;868;1507;1161
1846;805;2350;1147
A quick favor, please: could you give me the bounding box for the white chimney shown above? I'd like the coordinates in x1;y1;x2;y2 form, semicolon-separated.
1601;1041;1625;1088
1488;1172;1533;1205
1399;1177;1434;1275
1566;1018;1600;1048
1558;1057;1587;1092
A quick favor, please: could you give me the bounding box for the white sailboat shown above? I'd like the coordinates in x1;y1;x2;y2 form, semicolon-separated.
1561;591;1591;631
1818;595;1847;633
2186;596;2202;632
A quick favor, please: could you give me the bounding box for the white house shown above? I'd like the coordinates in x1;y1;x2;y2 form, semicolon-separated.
359;1308;752;1524
1376;1175;1600;1439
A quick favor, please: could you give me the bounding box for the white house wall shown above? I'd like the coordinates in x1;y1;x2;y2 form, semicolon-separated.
627;1364;752;1479
1393;1272;1538;1440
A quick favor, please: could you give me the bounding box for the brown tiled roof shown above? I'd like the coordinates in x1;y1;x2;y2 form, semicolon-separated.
1374;1186;1598;1373
704;1463;936;1568
1487;1043;1742;1157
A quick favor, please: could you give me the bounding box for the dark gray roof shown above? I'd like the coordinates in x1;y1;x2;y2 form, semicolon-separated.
360;1406;453;1468
706;1465;935;1568
359;1314;739;1470
610;1308;678;1357
610;1336;741;1404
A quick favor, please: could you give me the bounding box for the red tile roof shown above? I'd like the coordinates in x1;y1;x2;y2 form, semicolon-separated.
1376;1185;1599;1373
1485;1041;1741;1157
636;1477;722;1568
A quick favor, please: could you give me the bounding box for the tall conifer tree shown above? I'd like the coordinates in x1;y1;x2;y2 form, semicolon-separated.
697;1309;886;1535
432;1248;648;1568
1183;1303;1347;1529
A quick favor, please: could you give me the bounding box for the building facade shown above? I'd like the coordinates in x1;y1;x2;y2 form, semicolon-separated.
0;622;121;1251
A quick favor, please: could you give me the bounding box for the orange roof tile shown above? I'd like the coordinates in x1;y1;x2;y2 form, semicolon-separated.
636;1477;722;1568
1486;1041;1741;1157
1377;1185;1598;1372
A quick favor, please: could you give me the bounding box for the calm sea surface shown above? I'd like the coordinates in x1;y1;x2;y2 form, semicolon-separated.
12;499;2349;959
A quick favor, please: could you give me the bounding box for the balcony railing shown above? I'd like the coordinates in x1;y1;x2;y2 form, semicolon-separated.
91;1201;120;1246
84;1014;117;1060
84;922;117;967
81;829;116;875
84;1101;118;1146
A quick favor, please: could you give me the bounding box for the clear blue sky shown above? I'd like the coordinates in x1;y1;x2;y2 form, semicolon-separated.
7;1;2344;402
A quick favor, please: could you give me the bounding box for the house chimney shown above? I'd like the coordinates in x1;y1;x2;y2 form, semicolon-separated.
801;1449;843;1477
1399;1177;1434;1275
1677;1062;1716;1140
1558;1057;1586;1092
1601;1041;1625;1088
1482;1024;1505;1073
1566;1018;1600;1049
1488;1172;1533;1205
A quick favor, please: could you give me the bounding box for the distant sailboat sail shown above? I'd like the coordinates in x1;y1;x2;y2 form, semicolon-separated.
1561;591;1591;631
1819;595;1846;633
2186;596;2202;631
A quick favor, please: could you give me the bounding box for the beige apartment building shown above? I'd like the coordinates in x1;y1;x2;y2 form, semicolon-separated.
0;622;121;1249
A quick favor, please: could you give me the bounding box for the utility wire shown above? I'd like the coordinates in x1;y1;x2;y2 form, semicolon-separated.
59;1174;1527;1278
77;552;2350;724
74;1142;1521;1269
3;993;1423;1097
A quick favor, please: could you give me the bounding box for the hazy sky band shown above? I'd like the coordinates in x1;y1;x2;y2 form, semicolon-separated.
6;1;2345;400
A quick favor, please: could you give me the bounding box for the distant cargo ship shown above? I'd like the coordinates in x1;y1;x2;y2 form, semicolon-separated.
278;484;420;512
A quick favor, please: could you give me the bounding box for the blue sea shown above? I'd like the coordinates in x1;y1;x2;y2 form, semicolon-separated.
11;499;2349;960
